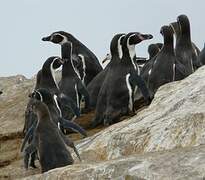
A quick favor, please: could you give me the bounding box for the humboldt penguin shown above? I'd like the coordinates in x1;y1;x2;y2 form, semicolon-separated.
42;31;102;85
23;99;75;173
87;33;126;109
91;32;152;127
148;25;183;97
60;42;90;114
171;14;201;74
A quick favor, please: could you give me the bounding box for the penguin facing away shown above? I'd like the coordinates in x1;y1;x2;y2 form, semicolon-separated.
171;15;200;75
60;42;90;114
87;33;126;109
42;31;103;85
23;99;74;173
170;18;201;70
148;26;176;98
91;32;152;127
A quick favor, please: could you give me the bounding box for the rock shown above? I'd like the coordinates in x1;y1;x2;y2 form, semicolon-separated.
0;75;34;137
22;145;205;180
1;66;205;179
73;66;205;162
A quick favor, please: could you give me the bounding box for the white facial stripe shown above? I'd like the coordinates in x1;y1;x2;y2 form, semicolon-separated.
35;90;43;102
173;63;176;81
50;58;60;89
75;84;80;109
126;73;133;111
69;43;81;79
78;54;86;85
118;35;125;59
53;94;62;117
52;33;68;45
127;34;137;71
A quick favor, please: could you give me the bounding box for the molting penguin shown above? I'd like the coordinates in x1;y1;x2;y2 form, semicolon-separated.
87;33;126;109
171;14;200;75
91;32;152;127
60;42;90;115
42;31;102;85
22;88;84;168
23;99;74;173
170;17;201;70
198;43;205;65
148;26;178;97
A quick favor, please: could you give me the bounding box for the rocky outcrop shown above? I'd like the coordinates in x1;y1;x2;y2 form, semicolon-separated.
1;66;205;179
22;145;205;180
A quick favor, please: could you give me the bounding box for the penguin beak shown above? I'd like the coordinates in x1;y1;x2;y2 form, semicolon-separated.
42;36;51;41
138;34;153;41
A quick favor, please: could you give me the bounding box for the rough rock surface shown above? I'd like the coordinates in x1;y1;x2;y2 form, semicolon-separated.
1;66;205;179
22;145;205;180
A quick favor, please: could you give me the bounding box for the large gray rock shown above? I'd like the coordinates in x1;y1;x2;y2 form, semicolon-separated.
1;66;205;179
0;75;34;137
22;145;205;180
69;66;205;162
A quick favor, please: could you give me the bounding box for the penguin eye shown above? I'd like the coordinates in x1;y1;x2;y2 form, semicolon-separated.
52;34;64;43
52;59;62;69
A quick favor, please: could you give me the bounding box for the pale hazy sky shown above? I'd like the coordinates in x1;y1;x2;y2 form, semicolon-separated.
0;0;204;77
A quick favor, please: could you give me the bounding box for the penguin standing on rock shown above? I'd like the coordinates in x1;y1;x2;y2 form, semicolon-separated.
42;31;102;85
148;26;177;98
87;33;126;109
60;42;90;114
22;98;75;173
171;15;201;74
91;32;152;127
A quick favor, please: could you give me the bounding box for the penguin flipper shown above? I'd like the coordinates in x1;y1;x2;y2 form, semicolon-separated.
59;117;87;137
21;123;36;152
77;81;90;111
58;94;80;117
59;132;81;161
129;73;151;104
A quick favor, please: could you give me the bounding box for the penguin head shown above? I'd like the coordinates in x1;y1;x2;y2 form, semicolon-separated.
110;33;126;58
30;88;54;105
43;56;64;72
0;91;2;95
148;43;162;59
42;31;72;45
177;14;190;35
123;32;153;46
160;25;174;44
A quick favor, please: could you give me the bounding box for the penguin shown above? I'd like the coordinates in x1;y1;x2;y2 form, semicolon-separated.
60;42;90;115
23;99;75;173
91;32;152;127
171;15;200;75
22;88;85;168
87;33;126;109
198;43;205;65
42;31;103;85
148;25;186;97
170;18;201;70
